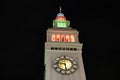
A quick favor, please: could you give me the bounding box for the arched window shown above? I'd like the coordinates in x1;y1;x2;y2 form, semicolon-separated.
70;34;75;42
61;35;65;42
56;34;60;42
51;34;55;41
65;35;70;42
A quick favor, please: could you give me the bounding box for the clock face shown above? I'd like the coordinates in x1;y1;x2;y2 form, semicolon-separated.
53;56;77;74
58;59;72;70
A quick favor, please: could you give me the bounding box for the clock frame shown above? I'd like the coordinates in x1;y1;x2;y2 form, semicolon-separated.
53;56;77;74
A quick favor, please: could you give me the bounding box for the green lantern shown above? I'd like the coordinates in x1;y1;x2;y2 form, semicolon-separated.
53;13;70;28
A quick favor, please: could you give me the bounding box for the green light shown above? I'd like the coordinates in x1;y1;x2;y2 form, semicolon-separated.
53;20;70;28
58;22;66;28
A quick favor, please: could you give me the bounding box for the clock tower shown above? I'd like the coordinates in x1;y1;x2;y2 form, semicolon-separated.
44;7;86;80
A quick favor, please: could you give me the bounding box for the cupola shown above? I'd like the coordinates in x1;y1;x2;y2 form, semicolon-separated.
53;6;70;28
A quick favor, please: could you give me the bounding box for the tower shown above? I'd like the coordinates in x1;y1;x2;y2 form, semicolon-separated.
44;7;86;80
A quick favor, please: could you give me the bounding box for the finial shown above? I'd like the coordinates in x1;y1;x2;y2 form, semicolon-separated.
59;5;62;13
59;0;62;13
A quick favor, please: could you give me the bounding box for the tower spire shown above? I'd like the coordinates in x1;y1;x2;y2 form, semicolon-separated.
59;5;62;13
59;0;62;13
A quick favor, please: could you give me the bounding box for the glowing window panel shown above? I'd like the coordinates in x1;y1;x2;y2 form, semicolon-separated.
57;22;66;28
51;34;56;41
65;35;70;42
56;34;60;42
61;35;65;42
63;23;66;27
70;35;75;42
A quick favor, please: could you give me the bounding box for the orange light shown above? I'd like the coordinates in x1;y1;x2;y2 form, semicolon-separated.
61;35;65;42
51;34;55;41
66;35;70;42
56;34;60;42
70;35;75;42
52;34;75;42
55;16;66;21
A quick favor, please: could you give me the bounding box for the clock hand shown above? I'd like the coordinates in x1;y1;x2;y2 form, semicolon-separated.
60;62;67;70
64;63;67;70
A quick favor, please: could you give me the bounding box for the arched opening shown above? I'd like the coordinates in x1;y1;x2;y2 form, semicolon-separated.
65;35;70;42
51;34;55;41
70;34;75;42
61;35;65;42
56;34;60;42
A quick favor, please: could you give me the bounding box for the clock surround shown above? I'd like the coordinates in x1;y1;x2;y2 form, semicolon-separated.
53;56;77;74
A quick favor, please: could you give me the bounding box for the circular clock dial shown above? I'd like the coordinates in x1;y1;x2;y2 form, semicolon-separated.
53;56;77;74
58;59;72;70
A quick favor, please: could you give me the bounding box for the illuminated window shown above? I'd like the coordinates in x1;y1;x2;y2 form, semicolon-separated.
63;23;66;27
51;34;55;41
70;35;75;42
57;22;66;28
65;35;70;42
61;35;65;42
56;34;60;42
51;34;75;42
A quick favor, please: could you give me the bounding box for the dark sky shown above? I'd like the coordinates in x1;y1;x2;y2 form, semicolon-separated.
1;0;120;80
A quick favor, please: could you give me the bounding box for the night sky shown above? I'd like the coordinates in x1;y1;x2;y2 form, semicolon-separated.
1;0;120;80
